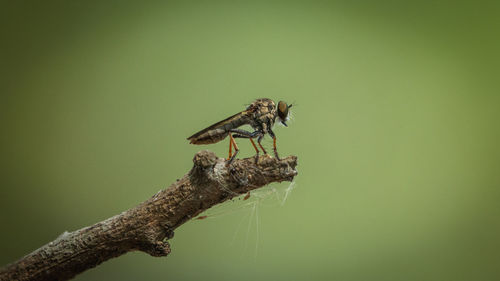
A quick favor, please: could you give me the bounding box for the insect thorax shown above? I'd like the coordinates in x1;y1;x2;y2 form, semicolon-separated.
247;98;277;133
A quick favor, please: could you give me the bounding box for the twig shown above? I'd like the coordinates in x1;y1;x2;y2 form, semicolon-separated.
0;151;298;281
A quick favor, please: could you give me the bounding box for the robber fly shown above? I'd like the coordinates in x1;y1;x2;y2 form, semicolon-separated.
187;98;292;164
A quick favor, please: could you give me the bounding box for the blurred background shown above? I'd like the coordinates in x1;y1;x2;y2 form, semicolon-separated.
1;1;499;280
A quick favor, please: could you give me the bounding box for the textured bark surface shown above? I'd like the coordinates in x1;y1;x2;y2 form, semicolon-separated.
0;151;298;281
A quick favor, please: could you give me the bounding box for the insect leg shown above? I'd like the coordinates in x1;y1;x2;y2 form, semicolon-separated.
232;130;260;152
268;129;280;161
249;138;259;154
227;136;233;160
230;129;262;163
230;129;260;138
249;138;261;164
257;135;267;155
227;134;239;165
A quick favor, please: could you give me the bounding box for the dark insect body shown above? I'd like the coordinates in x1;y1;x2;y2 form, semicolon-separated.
187;98;292;164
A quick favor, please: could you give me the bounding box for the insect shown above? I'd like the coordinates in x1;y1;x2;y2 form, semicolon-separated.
187;98;292;164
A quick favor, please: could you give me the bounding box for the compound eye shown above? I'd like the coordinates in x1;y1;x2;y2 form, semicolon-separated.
277;101;289;120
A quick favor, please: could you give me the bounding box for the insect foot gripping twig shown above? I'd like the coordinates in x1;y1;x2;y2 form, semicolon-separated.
0;150;297;281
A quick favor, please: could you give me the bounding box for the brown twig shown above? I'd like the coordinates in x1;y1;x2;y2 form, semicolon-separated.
0;151;298;281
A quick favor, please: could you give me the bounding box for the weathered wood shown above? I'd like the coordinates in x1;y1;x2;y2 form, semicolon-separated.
0;151;298;281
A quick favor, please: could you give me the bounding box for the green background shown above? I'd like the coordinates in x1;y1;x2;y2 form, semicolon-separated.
1;1;499;280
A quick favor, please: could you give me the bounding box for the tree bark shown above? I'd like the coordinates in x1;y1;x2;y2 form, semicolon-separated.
0;151;298;281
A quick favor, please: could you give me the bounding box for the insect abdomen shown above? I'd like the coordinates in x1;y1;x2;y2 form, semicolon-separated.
188;128;229;144
187;112;247;145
